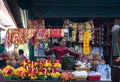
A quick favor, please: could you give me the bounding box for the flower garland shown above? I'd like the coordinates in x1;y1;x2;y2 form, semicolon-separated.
83;30;91;55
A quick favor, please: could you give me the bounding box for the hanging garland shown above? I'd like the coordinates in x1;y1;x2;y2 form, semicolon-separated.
83;30;91;55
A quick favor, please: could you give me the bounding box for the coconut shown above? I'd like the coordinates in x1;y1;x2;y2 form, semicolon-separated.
87;55;93;61
15;56;21;61
9;55;15;60
14;53;19;58
6;60;11;65
94;55;101;61
99;59;105;64
11;60;17;66
88;60;93;64
93;52;99;58
93;60;100;66
16;60;21;65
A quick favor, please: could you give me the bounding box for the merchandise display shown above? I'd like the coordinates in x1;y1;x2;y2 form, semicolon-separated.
0;19;113;82
1;59;61;80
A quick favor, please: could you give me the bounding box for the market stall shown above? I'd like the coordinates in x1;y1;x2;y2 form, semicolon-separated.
0;19;113;82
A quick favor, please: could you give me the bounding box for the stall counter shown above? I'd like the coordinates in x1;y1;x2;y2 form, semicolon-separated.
3;80;112;82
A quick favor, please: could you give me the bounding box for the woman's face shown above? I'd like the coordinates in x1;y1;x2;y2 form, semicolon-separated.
59;39;66;46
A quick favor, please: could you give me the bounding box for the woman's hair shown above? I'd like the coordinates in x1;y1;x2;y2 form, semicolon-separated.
53;42;59;46
58;37;65;42
19;49;24;55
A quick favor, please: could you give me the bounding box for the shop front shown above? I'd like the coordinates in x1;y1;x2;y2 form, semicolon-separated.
1;0;120;82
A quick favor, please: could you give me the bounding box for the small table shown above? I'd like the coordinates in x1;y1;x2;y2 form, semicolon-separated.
112;65;120;82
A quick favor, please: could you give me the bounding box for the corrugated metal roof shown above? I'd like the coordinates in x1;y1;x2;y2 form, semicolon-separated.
17;0;120;18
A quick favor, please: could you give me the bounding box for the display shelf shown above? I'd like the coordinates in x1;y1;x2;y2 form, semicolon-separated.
3;80;112;82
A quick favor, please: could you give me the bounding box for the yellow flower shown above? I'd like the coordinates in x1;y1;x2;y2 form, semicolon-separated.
51;72;61;78
53;63;61;68
14;67;27;77
38;72;43;76
31;76;37;80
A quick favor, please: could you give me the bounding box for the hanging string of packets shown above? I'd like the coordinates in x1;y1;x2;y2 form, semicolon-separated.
63;19;94;43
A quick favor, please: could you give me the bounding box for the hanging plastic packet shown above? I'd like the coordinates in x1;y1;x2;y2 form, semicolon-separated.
96;64;111;81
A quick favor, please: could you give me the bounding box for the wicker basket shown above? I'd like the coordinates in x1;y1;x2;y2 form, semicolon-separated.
75;76;87;80
75;67;90;71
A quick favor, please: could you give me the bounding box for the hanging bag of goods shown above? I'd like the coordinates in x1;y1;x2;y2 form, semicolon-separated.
85;21;93;40
29;19;45;28
78;23;85;43
50;29;64;38
71;30;77;42
36;29;50;40
11;29;28;45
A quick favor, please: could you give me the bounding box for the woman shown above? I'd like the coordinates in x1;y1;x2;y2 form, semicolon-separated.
45;38;80;60
18;49;27;61
0;44;7;68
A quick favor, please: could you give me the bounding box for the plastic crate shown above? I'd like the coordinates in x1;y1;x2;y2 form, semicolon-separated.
87;76;101;80
75;76;87;80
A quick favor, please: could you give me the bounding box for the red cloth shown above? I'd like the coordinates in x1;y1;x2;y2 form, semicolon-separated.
30;19;44;28
45;46;79;60
50;29;64;38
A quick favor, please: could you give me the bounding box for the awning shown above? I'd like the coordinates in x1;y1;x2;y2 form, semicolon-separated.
0;0;17;29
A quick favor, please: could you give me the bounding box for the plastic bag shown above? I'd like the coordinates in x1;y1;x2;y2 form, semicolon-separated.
96;64;111;81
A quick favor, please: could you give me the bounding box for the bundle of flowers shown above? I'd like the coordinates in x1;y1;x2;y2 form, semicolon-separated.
43;60;52;67
50;69;61;80
2;65;14;80
14;66;27;80
38;68;48;80
27;67;38;80
1;59;62;80
53;60;61;68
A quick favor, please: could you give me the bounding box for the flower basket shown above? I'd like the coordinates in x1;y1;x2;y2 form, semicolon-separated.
13;76;25;80
61;56;75;70
51;77;59;80
75;67;90;71
4;76;13;80
75;76;87;80
38;76;48;80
